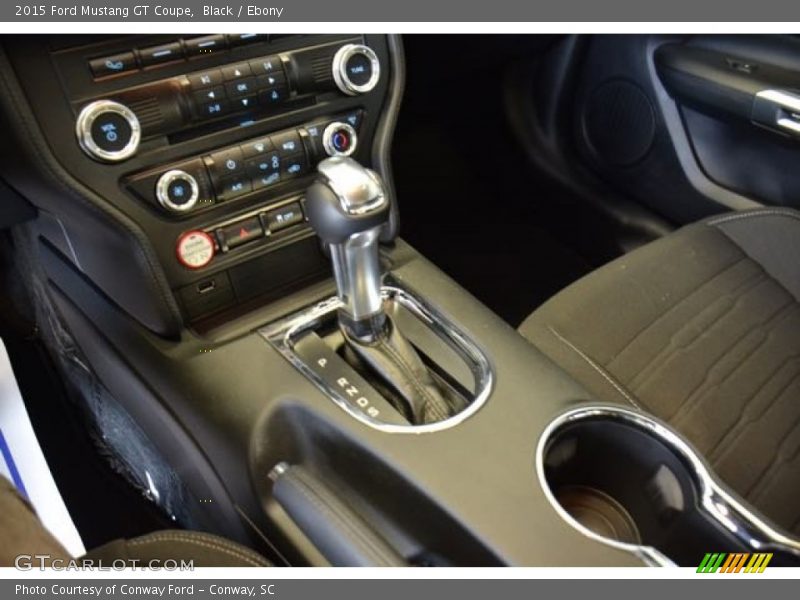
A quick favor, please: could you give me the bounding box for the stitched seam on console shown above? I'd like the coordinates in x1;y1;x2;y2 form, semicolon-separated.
547;325;642;410
287;470;398;565
132;530;265;562
708;209;800;226
628;269;767;394
664;291;793;424
704;311;800;463
294;472;398;565
129;534;264;566
607;255;749;372
129;532;266;565
296;472;400;566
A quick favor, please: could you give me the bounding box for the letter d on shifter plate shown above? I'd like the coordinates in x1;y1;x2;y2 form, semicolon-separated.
292;332;409;426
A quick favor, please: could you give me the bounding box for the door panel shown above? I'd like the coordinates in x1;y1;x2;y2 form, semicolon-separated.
656;35;800;210
681;106;800;207
522;35;800;226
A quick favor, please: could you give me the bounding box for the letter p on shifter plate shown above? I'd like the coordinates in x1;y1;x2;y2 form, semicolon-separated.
292;332;407;425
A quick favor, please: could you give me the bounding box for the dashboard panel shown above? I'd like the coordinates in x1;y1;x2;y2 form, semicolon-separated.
0;34;399;330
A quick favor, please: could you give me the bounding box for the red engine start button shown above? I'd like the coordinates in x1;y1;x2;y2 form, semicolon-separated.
176;230;215;269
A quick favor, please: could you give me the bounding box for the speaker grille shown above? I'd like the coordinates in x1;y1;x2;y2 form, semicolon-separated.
582;80;656;168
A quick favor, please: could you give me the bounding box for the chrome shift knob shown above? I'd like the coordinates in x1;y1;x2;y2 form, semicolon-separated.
305;157;390;339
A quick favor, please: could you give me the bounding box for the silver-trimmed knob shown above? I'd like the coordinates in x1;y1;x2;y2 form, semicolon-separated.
322;122;358;157
332;44;380;96
75;99;141;162
156;170;200;213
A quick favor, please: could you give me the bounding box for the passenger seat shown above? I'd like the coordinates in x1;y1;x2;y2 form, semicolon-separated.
520;208;800;536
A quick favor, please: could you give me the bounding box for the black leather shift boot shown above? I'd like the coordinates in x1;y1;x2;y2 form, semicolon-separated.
342;316;456;425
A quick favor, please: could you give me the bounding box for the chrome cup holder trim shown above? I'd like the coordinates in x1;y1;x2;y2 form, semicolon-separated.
536;405;800;566
259;276;494;434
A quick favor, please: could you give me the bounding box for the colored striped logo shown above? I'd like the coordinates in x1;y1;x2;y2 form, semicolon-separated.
697;552;773;573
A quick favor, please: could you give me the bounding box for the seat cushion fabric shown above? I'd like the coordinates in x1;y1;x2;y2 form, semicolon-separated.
0;475;70;565
83;530;272;567
519;209;800;536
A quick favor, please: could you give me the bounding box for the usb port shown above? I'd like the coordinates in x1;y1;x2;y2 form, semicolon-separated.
197;280;216;295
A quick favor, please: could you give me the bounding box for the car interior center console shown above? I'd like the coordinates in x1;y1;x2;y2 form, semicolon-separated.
1;33;395;334
0;34;798;568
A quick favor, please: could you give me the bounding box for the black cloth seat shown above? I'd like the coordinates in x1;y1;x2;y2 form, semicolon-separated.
520;208;800;536
0;475;271;567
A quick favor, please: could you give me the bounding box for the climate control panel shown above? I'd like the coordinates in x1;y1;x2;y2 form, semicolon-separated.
126;110;362;216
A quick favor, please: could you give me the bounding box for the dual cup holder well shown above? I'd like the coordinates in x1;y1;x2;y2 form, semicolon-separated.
537;406;800;567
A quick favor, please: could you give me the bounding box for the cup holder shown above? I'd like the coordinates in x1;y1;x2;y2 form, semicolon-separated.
554;486;641;545
537;406;800;567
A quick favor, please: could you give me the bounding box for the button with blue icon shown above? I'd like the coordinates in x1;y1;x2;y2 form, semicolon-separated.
246;152;280;177
225;77;257;98
218;176;252;201
270;130;303;158
165;177;194;207
280;154;307;179
89;52;136;78
209;147;245;179
89;113;132;153
257;86;287;106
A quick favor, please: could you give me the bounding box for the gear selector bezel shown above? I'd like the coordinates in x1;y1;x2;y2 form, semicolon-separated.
259;277;494;433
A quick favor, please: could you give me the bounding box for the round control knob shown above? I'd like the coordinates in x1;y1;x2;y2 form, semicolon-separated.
176;230;215;270
332;44;380;96
322;122;358;157
156;170;200;213
75;99;141;162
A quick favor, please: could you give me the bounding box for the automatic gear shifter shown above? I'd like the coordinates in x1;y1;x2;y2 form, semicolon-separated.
305;157;455;424
305;157;389;342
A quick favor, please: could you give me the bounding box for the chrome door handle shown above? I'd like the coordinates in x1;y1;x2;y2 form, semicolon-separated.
753;89;800;137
